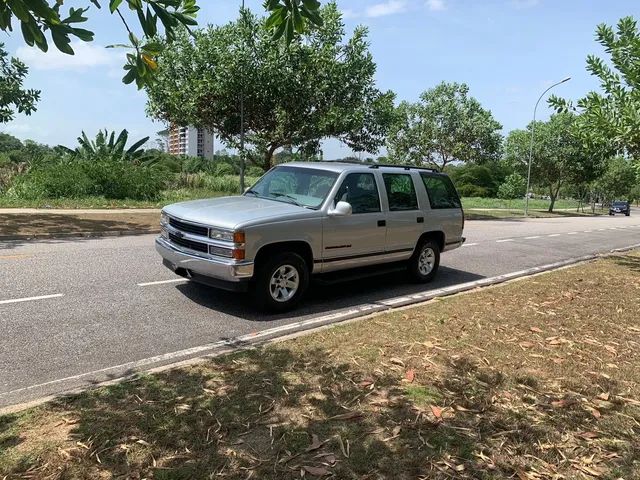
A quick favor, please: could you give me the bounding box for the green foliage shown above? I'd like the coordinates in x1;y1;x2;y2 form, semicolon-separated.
0;133;23;153
594;156;638;203
387;82;503;171
0;1;322;90
11;160;164;200
212;162;235;176
549;16;640;158
447;163;508;198
498;173;526;200
246;165;265;178
146;4;395;170
0;44;40;123
504;113;605;212
61;129;150;162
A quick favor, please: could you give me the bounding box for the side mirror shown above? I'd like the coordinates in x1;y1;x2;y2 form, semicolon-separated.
328;201;352;216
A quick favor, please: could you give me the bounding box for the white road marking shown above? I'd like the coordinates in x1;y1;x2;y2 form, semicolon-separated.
138;278;187;287
496;239;514;243
583;230;592;233
524;236;541;239
0;294;64;306
548;234;562;237
462;242;478;247
597;228;607;231
567;232;579;235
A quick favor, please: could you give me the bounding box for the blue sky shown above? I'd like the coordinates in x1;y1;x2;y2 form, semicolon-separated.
1;0;637;158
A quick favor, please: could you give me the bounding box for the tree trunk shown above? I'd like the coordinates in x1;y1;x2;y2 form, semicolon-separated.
262;144;279;171
548;185;561;213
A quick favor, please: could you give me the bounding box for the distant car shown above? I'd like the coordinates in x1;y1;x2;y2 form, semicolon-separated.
156;162;465;312
609;201;630;216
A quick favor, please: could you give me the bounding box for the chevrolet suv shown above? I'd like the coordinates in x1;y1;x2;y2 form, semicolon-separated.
156;162;465;312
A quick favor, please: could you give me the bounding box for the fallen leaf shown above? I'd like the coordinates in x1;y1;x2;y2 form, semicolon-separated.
390;357;405;367
430;405;443;419
530;327;543;333
519;342;534;349
305;434;323;452
405;369;415;382
586;406;601;419
597;392;610;401
303;465;328;477
328;411;362;421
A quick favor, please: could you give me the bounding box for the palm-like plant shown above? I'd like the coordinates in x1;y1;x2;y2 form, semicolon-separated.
60;129;150;162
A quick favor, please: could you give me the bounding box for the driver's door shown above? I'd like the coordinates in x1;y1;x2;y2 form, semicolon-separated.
321;172;387;272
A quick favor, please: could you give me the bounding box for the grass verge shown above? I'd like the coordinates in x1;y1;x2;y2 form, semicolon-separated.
2;254;640;479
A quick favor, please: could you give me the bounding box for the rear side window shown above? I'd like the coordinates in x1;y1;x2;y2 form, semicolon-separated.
383;173;419;211
421;174;462;209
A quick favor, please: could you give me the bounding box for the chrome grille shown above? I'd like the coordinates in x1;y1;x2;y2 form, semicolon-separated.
169;217;208;237
168;232;208;253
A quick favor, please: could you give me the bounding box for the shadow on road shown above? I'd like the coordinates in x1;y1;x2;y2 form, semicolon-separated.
174;265;485;322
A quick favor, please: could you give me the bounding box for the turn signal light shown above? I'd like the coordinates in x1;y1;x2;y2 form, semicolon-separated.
232;248;245;260
233;231;246;244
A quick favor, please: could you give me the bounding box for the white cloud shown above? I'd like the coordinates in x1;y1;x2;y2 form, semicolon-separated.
365;0;407;18
3;123;32;135
15;42;120;71
426;0;446;11
341;8;358;19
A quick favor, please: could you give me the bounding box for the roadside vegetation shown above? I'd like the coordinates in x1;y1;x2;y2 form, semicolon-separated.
2;252;639;479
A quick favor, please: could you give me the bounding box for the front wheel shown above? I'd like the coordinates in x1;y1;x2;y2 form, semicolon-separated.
407;239;440;283
252;252;309;313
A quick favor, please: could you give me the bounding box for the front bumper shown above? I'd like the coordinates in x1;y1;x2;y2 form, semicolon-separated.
155;237;254;290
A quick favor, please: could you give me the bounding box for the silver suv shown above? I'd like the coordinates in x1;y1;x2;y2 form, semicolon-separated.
156;162;465;311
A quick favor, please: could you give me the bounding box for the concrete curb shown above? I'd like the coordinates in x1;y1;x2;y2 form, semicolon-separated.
1;244;639;414
0;229;160;242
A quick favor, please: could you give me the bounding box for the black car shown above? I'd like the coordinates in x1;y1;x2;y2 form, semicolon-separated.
609;200;631;216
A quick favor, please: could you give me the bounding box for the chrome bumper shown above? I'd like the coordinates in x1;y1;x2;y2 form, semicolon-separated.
155;237;254;283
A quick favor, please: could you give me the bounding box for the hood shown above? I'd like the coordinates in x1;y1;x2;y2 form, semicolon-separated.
164;195;313;230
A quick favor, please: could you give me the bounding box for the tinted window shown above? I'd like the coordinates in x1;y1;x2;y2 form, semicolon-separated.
421;174;462;209
383;173;419;211
334;173;381;214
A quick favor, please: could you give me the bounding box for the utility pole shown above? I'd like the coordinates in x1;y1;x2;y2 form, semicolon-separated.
239;0;246;193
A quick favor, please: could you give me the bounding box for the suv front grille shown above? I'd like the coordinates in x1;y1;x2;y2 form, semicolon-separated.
169;217;208;237
168;232;209;253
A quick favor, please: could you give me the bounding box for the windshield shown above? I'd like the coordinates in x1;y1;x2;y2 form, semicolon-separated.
245;166;338;209
613;201;627;206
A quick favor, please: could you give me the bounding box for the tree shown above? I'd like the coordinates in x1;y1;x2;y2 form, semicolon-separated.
594;156;638;204
0;132;24;153
0;44;40;123
504;113;604;212
549;16;640;158
387;82;503;171
0;1;322;89
60;129;149;162
146;4;395;171
449;162;509;198
497;173;526;200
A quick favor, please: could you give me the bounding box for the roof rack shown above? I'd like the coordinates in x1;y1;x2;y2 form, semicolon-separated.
368;163;438;173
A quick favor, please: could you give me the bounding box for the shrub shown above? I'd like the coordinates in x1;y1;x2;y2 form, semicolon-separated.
456;184;490;198
498;173;527;200
10;161;165;200
212;162;235;176
246;166;265;178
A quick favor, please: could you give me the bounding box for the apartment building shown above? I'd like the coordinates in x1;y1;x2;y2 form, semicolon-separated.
159;125;215;159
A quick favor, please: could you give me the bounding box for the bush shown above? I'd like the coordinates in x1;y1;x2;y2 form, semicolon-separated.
212;162;235;176
246;166;265;178
10;161;165;200
498;173;526;200
456;184;490;198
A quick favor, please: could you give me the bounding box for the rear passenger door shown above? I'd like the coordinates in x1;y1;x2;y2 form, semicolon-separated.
382;173;423;255
420;173;464;248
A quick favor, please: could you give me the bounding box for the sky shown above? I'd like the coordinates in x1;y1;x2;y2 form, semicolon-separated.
1;0;638;159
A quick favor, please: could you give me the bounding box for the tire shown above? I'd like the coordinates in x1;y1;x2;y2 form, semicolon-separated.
407;239;440;283
626;212;630;216
252;252;309;313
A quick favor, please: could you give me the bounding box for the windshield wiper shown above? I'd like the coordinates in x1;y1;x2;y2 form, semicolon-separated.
270;192;303;207
244;189;260;197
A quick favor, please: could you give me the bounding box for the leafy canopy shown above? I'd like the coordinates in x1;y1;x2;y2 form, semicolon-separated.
387;82;503;171
0;43;40;123
146;3;395;170
549;16;640;158
0;0;323;89
504;113;605;212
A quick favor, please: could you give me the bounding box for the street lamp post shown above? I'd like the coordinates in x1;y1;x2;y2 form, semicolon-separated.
524;76;571;216
239;0;246;193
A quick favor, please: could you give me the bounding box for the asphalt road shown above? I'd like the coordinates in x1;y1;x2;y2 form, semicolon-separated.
1;212;639;409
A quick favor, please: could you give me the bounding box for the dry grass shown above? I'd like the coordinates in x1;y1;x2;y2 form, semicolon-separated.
2;253;640;479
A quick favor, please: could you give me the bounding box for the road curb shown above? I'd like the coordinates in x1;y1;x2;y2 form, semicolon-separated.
1;244;639;414
0;229;160;242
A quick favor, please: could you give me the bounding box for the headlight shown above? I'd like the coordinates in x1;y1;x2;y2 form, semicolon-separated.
210;229;245;244
160;211;169;226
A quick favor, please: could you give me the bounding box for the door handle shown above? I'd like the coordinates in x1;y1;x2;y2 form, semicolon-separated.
417;217;424;223
377;220;386;227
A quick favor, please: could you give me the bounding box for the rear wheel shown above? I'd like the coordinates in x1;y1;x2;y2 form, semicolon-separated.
252;252;309;313
407;239;440;283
